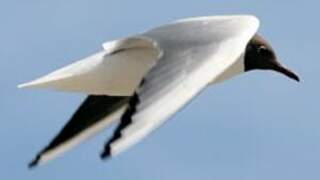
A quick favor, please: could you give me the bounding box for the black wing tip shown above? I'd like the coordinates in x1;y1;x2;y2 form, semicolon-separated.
101;93;139;160
28;155;40;169
100;147;111;160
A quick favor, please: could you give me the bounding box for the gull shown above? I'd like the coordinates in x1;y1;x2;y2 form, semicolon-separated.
18;15;300;168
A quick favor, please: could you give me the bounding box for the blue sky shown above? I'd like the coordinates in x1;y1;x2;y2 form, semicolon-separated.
1;0;319;179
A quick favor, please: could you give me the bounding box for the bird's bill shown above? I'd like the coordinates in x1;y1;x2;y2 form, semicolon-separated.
273;62;300;82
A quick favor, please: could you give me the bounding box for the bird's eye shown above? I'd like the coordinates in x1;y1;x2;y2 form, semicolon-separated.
257;46;269;55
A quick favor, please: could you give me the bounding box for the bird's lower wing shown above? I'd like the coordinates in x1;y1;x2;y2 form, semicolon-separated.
101;15;259;158
29;95;130;168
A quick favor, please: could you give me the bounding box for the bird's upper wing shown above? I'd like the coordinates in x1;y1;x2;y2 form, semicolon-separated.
18;37;158;96
101;15;259;157
29;95;130;168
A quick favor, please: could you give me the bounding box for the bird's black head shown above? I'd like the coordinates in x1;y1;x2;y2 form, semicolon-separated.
244;34;300;82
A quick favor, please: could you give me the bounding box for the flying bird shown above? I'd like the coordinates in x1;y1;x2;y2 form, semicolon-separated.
19;15;299;168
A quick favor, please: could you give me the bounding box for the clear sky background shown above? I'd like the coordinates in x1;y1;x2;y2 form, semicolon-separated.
1;1;319;179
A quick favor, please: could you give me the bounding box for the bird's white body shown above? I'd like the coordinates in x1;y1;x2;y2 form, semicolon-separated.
20;15;259;165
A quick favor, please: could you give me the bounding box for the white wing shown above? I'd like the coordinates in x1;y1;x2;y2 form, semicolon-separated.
101;15;259;157
18;37;159;96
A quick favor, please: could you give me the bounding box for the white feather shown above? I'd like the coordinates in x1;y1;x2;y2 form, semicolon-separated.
18;38;158;96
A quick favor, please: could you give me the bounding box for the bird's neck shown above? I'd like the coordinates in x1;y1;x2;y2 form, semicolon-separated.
209;53;245;85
